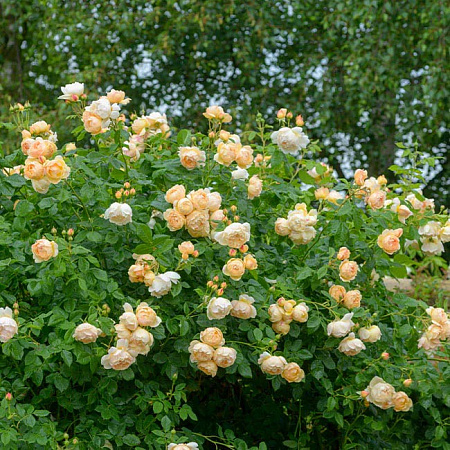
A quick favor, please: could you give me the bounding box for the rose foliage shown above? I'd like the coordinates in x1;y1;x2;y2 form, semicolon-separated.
0;88;449;449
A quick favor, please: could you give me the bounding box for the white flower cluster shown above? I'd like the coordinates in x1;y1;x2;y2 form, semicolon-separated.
268;297;309;335
189;327;236;377
164;185;224;237
274;203;318;245
258;352;305;383
0;307;18;343
418;307;450;351
418;220;450;256
101;302;161;371
207;294;257;320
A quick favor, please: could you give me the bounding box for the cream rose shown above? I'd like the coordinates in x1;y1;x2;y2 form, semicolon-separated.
343;290;362;309
135;302;162;327
73;323;102;344
281;362;305;383
213;346;237;368
174;198;194;216
327;313;354;338
243;254;258;271
101;339;135;371
230;294;257;319
82;111;103;135
203;105;232;123
214;222;251;248
365;376;395;409
367;190;387;210
207;191;222;212
392;391;413;412
248;175;263;199
119;303;138;331
235;145;254;169
271;127;309;156
163;209;186;231
214;142;237;166
43;156;70;184
197;360;219;377
272;320;291;335
179;146;206;170
358;325;382;343
128;264;145;283
31;238;59;263
207;297;232;320
338;332;366;356
337;247;351;261
274;218;290;236
58;82;84;100
200;327;225;348
128;327;154;356
148;272;180;298
186;210;210;237
188;189;209;210
339;260;359;282
354;169;368;186
232;168;249;180
32;178;51;194
188;340;214;363
0;307;18;343
165;185;186;204
377;228;403;255
104;202;132;226
178;241;195;255
222;258;246;281
24;158;45;180
258;352;287;375
329;285;346;302
268;304;284;323
292;302;309;323
315;187;330;200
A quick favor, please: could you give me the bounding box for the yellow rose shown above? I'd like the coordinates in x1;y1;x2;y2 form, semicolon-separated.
203;105;232;123
329;285;346;302
174;198;194;216
188;189;209;210
30;120;51;135
186;210;210;237
73;323;102;344
197;360;218;377
354;169;368;186
281;362;305;383
178;146;206;170
200;327;225;348
106;89;127;104
235;145;254;169
23;158;45;180
31;238;58;263
101;339;135;371
337;247;351;261
243;254;258;271
343;290;362;309
210;209;225;229
272;320;291;335
128;263;145;283
21;138;34;155
214;222;251;248
163;209;186;231
214;142;236;166
165;185;186;204
131;117;150;134
292;302;309;323
367;190;386;210
43;156;70;184
178;241;195;255
207;191;222;212
258;352;287;375
315;187;330;200
248;175;262;199
358;325;382;343
377;228;403;255
82;111;103;135
222;258;246;281
188;340;214;362
274;218;291;236
339;260;359;282
135;302;161;327
393;391;413;412
213;346;237;368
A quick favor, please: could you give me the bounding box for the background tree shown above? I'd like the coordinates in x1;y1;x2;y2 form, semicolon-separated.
1;0;449;204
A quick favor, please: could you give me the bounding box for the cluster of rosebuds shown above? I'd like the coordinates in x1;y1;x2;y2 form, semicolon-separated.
115;181;136;199
178;241;199;260
268;297;309;335
276;108;304;128
206;277;227;297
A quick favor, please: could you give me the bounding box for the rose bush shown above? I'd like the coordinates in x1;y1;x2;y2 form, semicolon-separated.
0;89;449;449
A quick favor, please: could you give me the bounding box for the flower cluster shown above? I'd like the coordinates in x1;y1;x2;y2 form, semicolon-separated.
101;302;161;371
327;313;365;356
0;307;18;343
361;377;413;412
258;352;305;383
268;297;309;335
20;121;70;194
354;170;388;210
274;203;318;245
128;253;180;298
164;185;224;237
178;241;199;260
222;254;257;281
417;307;450;351
329;285;362;309
418;220;450;256
189;327;236;377
214;135;254;169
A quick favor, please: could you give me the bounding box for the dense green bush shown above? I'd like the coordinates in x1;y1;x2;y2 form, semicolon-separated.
0;88;449;449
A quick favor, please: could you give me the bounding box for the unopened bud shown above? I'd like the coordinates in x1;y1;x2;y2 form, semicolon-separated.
80;93;87;100
130;188;136;195
124;190;130;197
239;244;249;253
403;378;413;387
207;281;214;288
360;390;369;398
295;115;304;126
212;284;218;290
51;227;57;234
192;250;199;257
217;288;224;296
124;182;131;189
230;205;237;212
63;433;69;440
381;352;390;360
234;215;239;221
14;309;19;316
208;131;215;139
115;191;122;199
277;108;287;119
213;276;219;282
229;249;237;257
67;228;74;236
286;112;293;119
13;303;19;309
5;393;12;401
220;282;227;288
182;253;189;260
71;94;79;102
